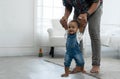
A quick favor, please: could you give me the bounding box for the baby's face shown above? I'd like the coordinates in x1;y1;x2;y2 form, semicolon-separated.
68;22;78;34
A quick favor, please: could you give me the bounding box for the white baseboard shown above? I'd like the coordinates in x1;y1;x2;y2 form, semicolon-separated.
0;47;38;57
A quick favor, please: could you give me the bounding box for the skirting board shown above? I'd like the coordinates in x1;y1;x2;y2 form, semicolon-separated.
0;47;37;57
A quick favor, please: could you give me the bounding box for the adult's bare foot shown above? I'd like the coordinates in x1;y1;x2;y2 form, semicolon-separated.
90;66;100;73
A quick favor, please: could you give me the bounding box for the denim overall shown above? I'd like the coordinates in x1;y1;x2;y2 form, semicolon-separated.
64;33;84;67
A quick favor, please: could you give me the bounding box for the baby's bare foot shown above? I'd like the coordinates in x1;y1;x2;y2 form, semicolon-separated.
61;73;69;77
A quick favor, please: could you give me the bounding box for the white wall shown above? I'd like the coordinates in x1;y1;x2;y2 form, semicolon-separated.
101;0;120;25
0;0;38;56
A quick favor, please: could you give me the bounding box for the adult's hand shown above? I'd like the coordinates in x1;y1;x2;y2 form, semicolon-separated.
60;16;68;30
77;13;88;33
78;13;88;27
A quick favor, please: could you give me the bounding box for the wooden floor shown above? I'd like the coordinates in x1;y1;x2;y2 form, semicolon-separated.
0;56;97;79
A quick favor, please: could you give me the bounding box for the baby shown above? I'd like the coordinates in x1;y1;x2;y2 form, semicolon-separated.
61;20;86;77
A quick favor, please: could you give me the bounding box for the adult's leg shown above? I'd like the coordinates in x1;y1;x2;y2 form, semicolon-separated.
88;6;102;73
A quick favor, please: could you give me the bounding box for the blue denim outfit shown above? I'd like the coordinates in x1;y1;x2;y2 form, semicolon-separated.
64;33;84;67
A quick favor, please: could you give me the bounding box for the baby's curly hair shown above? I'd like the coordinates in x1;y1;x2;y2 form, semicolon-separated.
69;20;80;28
